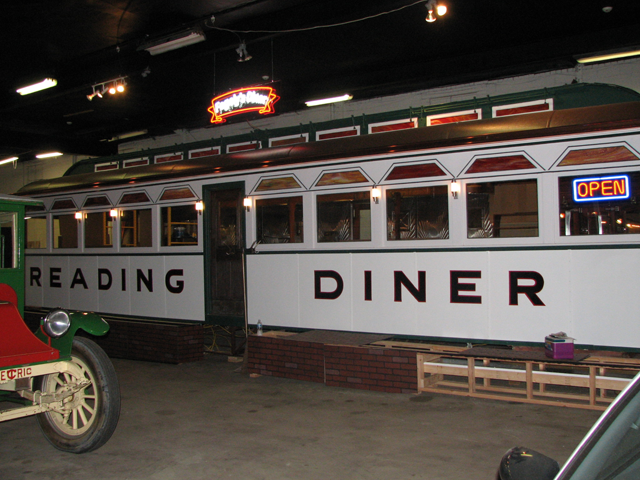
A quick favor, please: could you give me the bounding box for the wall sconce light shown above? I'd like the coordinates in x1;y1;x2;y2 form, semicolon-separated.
243;197;252;212
371;186;381;204
195;201;204;214
450;180;461;199
109;209;118;218
75;211;83;220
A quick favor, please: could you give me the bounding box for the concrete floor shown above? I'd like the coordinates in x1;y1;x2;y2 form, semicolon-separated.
1;354;602;480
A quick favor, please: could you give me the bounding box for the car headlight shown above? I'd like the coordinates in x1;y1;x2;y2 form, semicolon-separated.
42;308;71;338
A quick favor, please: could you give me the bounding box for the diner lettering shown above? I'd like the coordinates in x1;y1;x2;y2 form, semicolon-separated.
315;269;545;306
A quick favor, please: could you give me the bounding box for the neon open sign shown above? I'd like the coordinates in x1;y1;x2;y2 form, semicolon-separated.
572;174;630;202
207;86;280;124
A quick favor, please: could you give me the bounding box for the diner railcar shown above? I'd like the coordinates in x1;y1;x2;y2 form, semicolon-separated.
17;86;640;351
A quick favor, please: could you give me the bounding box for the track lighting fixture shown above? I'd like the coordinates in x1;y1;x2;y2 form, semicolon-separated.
87;77;127;100
236;42;252;62
425;0;447;23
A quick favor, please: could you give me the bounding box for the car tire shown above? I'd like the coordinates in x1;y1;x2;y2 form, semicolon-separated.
35;336;120;453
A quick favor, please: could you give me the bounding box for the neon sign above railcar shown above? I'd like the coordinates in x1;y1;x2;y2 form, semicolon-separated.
572;174;630;202
207;86;280;124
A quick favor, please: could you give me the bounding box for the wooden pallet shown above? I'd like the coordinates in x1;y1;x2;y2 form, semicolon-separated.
417;353;638;410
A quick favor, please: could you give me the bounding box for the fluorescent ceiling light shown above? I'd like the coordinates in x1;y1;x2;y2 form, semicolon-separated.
36;152;63;159
305;94;353;107
16;78;57;95
107;130;148;142
0;157;18;166
141;31;205;56
576;48;640;64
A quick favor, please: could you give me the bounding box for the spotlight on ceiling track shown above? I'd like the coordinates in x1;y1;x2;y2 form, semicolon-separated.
236;42;252;62
139;30;205;56
87;85;104;100
305;94;353;107
17;78;57;95
425;0;447;23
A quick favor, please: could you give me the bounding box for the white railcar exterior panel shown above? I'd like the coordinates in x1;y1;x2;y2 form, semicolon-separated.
27;255;205;321
25;256;44;307
298;254;353;331
66;256;99;312
570;249;640;348
246;249;638;347
96;256;131;316
42;256;72;310
164;255;204;321
246;254;300;328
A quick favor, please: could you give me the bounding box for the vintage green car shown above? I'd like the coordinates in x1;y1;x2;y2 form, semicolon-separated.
0;194;119;453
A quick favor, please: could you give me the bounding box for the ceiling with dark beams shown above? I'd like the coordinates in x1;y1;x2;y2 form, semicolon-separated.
1;0;639;160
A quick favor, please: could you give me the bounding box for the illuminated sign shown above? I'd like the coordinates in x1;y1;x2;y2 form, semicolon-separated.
207;86;280;124
572;174;630;202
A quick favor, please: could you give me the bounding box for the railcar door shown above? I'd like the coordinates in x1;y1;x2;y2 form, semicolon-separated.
203;184;245;326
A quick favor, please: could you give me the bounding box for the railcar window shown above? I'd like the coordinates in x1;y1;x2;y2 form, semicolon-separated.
559;172;640;236
85;212;113;248
387;186;449;240
53;214;78;249
25;217;47;249
467;179;538;238
317;191;371;242
0;212;16;268
162;205;198;246
256;196;303;244
121;209;152;247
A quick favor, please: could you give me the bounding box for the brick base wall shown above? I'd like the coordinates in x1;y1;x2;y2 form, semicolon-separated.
325;345;417;393
25;312;203;364
247;335;324;382
94;320;204;364
247;334;417;393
